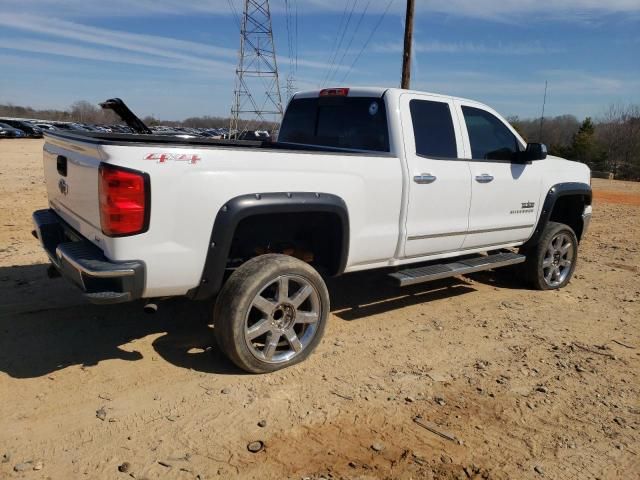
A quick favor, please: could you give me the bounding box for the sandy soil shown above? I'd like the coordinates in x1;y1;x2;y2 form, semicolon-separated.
0;139;638;480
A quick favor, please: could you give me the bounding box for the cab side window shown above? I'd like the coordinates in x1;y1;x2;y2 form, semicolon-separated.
462;106;519;161
410;99;458;158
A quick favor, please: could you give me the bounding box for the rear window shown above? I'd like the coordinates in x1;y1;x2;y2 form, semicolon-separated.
278;96;389;152
409;100;458;158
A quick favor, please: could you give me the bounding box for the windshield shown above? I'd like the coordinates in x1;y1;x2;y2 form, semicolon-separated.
278;96;389;152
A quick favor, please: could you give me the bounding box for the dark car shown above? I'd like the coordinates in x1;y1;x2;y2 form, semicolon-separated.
0;119;43;138
50;122;91;132
238;130;271;141
0;122;27;138
33;123;57;132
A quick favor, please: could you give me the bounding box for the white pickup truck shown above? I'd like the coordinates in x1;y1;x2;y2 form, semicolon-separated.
33;87;592;372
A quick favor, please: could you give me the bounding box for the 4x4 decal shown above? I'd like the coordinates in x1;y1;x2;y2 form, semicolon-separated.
144;153;201;164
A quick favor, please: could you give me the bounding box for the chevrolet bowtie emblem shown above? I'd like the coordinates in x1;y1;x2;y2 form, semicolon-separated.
58;178;69;196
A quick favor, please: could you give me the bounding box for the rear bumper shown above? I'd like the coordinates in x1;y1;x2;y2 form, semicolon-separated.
32;209;145;304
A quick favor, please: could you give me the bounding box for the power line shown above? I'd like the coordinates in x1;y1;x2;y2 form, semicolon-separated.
227;0;242;28
340;0;396;83
321;0;359;87
319;2;352;87
326;0;372;85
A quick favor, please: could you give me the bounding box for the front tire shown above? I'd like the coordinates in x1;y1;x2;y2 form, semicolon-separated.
522;221;578;290
213;254;329;373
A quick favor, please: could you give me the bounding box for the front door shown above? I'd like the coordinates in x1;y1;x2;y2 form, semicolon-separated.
455;101;542;249
400;94;471;258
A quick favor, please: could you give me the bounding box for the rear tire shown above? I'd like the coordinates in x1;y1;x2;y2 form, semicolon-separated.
213;254;329;373
521;221;578;290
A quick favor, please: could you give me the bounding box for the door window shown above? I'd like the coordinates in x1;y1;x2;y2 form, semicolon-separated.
409;100;458;158
462;106;519;161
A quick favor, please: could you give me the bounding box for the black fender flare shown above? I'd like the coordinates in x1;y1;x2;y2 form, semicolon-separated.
523;182;592;248
188;192;350;300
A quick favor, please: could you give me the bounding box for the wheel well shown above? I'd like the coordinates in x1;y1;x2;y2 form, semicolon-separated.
227;211;345;275
549;195;587;240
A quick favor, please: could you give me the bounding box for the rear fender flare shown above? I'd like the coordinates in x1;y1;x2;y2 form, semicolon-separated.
189;192;349;300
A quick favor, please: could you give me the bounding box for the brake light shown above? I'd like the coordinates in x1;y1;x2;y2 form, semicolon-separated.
320;87;349;97
99;164;149;236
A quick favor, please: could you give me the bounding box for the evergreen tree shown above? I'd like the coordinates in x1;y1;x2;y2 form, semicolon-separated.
570;117;607;170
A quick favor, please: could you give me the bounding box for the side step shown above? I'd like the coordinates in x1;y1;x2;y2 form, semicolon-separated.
389;252;525;287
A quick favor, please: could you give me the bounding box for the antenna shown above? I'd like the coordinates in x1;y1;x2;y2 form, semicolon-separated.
230;0;283;138
538;80;548;142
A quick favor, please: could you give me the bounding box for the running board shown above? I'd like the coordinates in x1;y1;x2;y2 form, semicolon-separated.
389;252;526;287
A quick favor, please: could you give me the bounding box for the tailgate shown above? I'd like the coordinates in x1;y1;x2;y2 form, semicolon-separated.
43;133;103;242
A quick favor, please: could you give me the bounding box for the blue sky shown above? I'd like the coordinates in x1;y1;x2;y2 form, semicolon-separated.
0;1;639;121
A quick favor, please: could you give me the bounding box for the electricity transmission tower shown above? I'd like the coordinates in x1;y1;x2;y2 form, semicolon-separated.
230;0;283;137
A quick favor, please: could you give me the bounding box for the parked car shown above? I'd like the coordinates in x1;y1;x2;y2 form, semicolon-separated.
107;125;133;133
238;130;271;141
33;123;57;132
33;87;592;373
0;119;43;138
0;122;27;138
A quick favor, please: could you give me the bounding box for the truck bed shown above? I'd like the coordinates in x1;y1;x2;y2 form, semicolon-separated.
44;130;391;156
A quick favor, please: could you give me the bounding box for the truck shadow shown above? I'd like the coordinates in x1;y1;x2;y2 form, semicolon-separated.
0;263;232;378
327;270;476;320
0;262;504;379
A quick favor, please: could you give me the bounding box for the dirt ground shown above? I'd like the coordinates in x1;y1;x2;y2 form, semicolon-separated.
1;139;638;480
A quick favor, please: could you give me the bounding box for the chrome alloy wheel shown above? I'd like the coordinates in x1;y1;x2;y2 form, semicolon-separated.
542;232;574;287
244;274;321;364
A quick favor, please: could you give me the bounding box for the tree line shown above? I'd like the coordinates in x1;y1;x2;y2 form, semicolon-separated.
508;104;640;180
0;101;276;131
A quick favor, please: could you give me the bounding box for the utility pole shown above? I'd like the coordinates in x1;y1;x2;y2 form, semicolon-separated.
401;0;415;89
230;0;283;138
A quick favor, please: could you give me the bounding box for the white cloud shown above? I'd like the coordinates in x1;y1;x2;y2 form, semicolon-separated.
1;0;639;19
374;40;564;55
0;14;237;58
0;37;235;75
0;13;342;73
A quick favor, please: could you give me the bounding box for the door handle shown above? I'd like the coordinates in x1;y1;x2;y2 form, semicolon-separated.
475;173;494;183
413;173;437;184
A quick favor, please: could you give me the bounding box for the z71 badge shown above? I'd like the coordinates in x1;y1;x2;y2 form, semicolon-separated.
144;153;201;164
521;201;535;209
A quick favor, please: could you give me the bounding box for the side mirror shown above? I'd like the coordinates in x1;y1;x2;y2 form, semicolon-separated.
523;142;547;161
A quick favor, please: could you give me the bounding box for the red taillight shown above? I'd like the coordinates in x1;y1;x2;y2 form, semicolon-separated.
319;87;349;97
99;164;149;236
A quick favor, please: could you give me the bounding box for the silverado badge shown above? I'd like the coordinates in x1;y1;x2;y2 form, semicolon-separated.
510;201;535;215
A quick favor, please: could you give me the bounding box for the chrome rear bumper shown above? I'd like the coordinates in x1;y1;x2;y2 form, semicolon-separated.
32;209;145;304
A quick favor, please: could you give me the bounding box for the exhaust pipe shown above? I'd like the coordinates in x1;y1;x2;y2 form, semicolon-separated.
143;302;158;314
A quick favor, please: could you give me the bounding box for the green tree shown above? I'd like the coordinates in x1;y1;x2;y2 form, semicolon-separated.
570;117;607;170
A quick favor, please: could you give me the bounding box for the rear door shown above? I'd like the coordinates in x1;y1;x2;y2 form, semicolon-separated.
400;94;471;257
455;101;542;249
